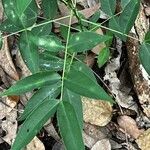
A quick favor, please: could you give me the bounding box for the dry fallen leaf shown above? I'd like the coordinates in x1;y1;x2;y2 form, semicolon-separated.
136;128;150;150
82;97;112;126
83;131;97;148
44;122;60;141
84;53;95;68
56;3;100;27
0;38;19;81
117;115;144;139
1;110;17;145
15;51;31;78
25;136;45;150
91;139;111;150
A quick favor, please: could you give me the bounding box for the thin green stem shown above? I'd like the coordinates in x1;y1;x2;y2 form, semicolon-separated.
2;15;71;39
60;10;73;101
68;52;75;72
82;19;141;42
90;11;123;31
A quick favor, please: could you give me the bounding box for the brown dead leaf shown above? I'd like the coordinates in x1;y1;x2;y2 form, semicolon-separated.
25;136;45;150
15;51;31;78
55;3;100;27
136;128;150;150
92;28;106;55
0;38;19;81
44;122;60;141
82;97;112;126
83;131;97;148
117;115;144;139
1;110;17;144
0;87;19;119
84;53;95;68
145;7;150;16
91;139;111;150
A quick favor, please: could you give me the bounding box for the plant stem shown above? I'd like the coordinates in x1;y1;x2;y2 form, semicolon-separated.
60;10;73;101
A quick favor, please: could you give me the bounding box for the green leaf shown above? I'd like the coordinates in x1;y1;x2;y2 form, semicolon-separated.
41;0;58;19
0;71;61;96
19;82;61;121
31;35;64;52
144;31;150;44
88;11;101;29
17;0;38;27
68;32;112;52
57;101;85;150
64;62;113;103
119;0;140;36
31;21;52;36
16;0;32;15
139;43;150;75
0;19;22;32
71;61;96;82
97;47;110;68
2;0;37;28
39;52;64;71
109;16;122;39
19;31;39;73
121;0;130;9
63;88;83;129
100;0;116;16
2;0;20;27
60;25;68;41
11;98;59;150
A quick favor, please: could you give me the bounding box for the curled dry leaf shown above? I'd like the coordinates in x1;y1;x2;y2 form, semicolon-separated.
15;51;31;78
84;53;95;68
104;38;138;112
135;4;149;42
0;38;19;81
145;7;150;16
0;88;19;119
117;115;144;139
83;131;97;148
84;123;108;140
25;136;45;150
1;110;17;145
136;128;150;150
82;97;112;126
44;122;60;141
91;139;111;150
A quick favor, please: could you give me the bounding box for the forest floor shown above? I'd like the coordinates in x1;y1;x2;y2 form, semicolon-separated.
0;0;150;150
